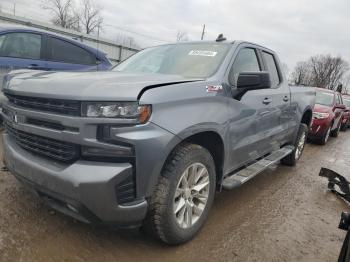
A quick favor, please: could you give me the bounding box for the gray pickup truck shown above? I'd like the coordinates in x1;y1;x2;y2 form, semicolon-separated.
1;39;315;245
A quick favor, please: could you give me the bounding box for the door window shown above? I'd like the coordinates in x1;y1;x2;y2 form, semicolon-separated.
335;93;342;104
262;51;280;88
0;32;41;59
229;48;260;86
49;37;97;65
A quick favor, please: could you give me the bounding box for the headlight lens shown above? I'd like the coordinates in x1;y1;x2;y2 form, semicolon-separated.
82;102;151;123
313;112;329;119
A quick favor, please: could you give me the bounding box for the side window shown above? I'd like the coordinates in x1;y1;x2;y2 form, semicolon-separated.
0;33;41;59
336;94;341;104
229;48;260;86
262;51;280;88
49;37;96;65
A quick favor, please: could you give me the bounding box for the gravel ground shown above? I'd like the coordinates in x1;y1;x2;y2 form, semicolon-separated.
1;131;350;262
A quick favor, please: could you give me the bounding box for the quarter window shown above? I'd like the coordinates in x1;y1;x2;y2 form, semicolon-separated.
49;37;96;65
229;48;260;86
0;32;41;59
262;51;280;88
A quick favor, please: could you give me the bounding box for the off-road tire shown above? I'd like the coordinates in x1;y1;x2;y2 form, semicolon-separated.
281;123;308;166
143;143;216;245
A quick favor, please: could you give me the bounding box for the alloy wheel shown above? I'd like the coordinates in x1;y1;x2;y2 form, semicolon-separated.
173;163;210;229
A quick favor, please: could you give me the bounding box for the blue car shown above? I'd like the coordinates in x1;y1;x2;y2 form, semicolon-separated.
0;27;112;74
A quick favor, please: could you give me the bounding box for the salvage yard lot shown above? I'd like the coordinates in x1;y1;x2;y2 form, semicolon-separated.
0;131;349;262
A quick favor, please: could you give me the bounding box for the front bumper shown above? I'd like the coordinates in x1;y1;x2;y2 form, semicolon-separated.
309;119;331;138
3;133;148;227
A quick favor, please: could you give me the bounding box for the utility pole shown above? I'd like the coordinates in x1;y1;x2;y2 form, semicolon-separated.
13;3;16;16
201;24;206;40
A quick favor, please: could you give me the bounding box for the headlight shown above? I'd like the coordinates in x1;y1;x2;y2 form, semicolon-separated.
313;112;329;119
81;102;151;123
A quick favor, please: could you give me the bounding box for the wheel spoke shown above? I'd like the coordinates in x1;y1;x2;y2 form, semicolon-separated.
173;162;210;229
193;192;208;204
175;188;183;198
192;179;209;192
195;167;206;184
174;197;186;214
193;204;204;216
178;204;186;225
185;202;193;227
181;170;189;188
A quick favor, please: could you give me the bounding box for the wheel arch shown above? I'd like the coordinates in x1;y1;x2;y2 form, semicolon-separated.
301;107;313;127
162;130;225;188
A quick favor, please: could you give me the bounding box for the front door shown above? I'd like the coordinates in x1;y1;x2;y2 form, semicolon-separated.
226;46;277;171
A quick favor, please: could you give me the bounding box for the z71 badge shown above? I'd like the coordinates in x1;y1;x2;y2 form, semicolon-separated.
206;85;223;93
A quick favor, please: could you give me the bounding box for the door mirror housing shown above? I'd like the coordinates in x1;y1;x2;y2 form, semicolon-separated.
335;104;346;110
237;71;271;90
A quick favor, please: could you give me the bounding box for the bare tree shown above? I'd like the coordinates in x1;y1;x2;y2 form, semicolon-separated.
78;0;103;34
176;30;189;42
291;54;349;88
291;61;312;86
115;33;140;49
42;0;79;30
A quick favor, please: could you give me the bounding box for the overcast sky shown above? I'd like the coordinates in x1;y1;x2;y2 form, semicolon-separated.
1;0;350;73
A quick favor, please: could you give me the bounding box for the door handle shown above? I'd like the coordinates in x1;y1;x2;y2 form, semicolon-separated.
262;97;272;105
27;64;42;70
283;96;289;102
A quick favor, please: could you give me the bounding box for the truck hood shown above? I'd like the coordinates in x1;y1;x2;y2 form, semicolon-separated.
4;70;203;101
314;103;332;113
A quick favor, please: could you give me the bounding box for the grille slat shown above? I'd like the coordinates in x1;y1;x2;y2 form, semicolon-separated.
6;94;80;116
5;122;79;163
116;176;136;205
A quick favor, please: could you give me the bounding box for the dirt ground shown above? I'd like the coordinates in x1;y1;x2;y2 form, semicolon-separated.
1;131;350;262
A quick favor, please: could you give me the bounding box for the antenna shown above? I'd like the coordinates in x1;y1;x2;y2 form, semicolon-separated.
96;25;100;71
216;34;226;42
201;24;206;40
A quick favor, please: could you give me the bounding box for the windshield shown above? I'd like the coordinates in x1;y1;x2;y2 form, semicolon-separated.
114;43;230;78
343;98;350;107
315;91;334;106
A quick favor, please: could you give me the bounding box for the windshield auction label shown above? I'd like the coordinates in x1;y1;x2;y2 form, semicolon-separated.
188;50;218;57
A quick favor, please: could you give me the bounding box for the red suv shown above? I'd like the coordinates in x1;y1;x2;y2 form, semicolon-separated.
309;88;345;144
341;94;350;131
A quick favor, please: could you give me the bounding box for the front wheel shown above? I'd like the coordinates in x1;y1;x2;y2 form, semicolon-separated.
341;121;348;132
319;125;331;145
281;123;308;166
144;143;216;245
330;122;341;137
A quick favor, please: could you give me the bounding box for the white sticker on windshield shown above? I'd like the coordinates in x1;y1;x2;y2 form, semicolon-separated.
188;50;218;57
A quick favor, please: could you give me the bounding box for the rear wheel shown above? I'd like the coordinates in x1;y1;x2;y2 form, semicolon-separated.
144;143;216;245
281;123;308;166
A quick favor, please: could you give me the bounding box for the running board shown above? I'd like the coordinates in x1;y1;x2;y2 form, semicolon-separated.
222;145;294;190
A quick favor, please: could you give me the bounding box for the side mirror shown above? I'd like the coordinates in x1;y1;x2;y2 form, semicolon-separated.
335;104;346;110
237;71;271;90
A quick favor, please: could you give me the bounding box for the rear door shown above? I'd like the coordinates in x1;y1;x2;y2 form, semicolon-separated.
0;32;46;81
45;36;98;71
259;50;294;147
226;45;276;169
